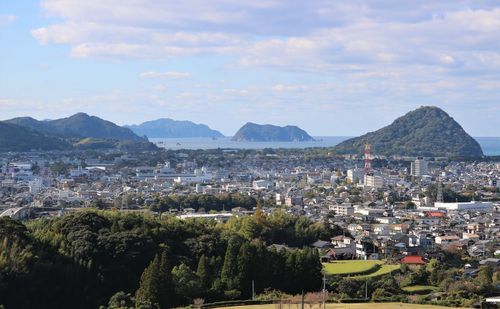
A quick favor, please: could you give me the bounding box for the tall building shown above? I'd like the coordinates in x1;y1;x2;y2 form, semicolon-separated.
347;169;364;184
411;157;427;176
364;173;383;188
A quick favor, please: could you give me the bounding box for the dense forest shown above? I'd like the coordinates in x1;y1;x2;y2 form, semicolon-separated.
0;207;335;309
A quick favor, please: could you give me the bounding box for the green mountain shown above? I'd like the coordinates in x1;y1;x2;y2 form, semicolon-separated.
232;122;315;142
6;113;144;141
125;118;224;138
0;122;71;152
333;106;483;157
2;113;158;152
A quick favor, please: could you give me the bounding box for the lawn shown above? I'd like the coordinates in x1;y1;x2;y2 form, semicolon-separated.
322;260;381;276
402;285;439;293
214;303;461;309
350;264;400;280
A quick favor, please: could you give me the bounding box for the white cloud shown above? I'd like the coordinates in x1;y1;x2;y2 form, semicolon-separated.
31;0;500;76
0;14;17;27
20;0;500;136
139;71;191;79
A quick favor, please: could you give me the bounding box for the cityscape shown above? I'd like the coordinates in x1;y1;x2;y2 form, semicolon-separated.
1;1;500;309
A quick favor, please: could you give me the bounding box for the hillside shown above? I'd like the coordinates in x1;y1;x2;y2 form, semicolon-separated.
126;118;224;138
333;106;483;157
0;122;71;152
6;113;144;141
232;122;315;142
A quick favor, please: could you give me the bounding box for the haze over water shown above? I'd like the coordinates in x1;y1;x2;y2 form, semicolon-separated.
151;136;500;156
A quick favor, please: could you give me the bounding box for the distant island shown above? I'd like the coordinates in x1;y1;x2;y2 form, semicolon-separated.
1;113;156;152
333;106;484;157
125;118;224;138
232;122;315;142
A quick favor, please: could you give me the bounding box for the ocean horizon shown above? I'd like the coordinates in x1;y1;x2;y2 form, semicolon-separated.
150;136;500;156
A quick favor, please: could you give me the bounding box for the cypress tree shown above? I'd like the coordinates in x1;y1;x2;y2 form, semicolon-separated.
158;250;175;308
220;236;241;290
196;255;210;290
135;255;161;308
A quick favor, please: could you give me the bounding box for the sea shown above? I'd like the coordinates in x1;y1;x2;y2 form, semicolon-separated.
150;136;500;156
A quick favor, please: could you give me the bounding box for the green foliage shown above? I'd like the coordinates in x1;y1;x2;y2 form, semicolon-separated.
0;210;332;308
232;122;314;142
102;291;135;309
333;106;483;157
135;251;174;308
0;122;71;152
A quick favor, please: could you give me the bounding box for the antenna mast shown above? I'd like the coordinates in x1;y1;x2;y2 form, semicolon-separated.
364;143;372;175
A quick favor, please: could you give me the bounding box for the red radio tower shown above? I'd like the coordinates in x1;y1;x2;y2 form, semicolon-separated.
364;143;371;175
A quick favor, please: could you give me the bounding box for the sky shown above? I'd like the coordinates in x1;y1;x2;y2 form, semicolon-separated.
1;1;499;136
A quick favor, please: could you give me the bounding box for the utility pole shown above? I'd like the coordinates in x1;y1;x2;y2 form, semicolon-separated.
322;272;327;309
301;290;304;309
252;280;255;300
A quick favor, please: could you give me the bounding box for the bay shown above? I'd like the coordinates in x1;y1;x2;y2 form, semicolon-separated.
150;136;500;156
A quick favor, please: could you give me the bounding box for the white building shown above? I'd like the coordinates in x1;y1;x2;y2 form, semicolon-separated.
434;201;493;212
329;204;354;216
307;172;321;184
28;177;44;195
70;166;89;178
411;157;427;176
252;180;273;190
347;169;364;184
364;174;383;188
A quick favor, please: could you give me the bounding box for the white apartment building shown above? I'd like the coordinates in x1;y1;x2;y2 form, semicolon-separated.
364;174;383;188
411;157;428;176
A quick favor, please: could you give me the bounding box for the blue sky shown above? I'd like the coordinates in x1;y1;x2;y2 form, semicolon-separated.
1;1;499;136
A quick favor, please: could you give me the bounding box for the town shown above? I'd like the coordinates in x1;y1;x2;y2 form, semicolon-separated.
1;146;499;295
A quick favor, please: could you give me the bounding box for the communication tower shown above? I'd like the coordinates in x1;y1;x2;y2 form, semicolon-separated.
364;143;372;175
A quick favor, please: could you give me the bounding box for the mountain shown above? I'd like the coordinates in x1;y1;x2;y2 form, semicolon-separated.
0;122;71;152
232;122;315;142
125;118;224;138
333;106;483;157
6;113;144;141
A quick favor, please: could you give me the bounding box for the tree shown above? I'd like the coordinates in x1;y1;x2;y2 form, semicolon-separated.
220;236;241;291
172;263;201;302
103;291;134;309
135;251;174;309
196;255;211;290
135;255;161;308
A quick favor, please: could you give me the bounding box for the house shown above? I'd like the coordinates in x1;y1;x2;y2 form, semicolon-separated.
479;258;500;269
435;235;460;245
311;240;333;249
355;236;377;260
401;255;427;266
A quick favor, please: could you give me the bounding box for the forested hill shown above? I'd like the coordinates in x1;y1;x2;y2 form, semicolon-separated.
0;206;336;309
333;106;483;157
0;121;72;152
126;118;224;138
232;122;315;142
5;113;144;141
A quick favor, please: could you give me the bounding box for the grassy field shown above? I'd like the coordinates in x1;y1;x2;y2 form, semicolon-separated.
322;260;381;276
402;285;439;293
214;303;460;309
350;264;401;279
322;260;400;279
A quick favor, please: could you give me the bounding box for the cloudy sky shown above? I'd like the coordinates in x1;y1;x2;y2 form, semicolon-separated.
1;1;499;136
